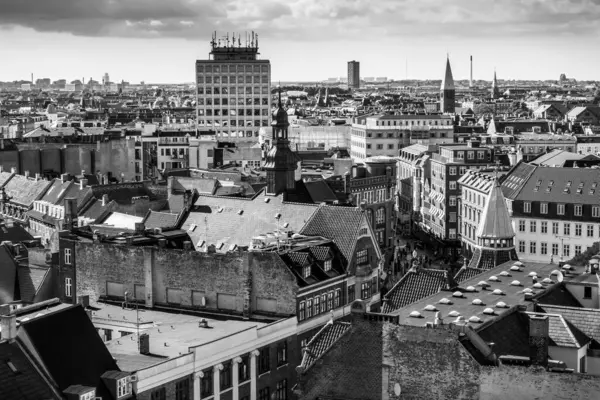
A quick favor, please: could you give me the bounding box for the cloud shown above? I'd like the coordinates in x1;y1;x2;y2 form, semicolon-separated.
0;0;599;40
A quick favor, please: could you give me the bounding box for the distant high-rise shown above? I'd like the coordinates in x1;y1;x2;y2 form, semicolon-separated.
195;31;271;142
469;55;473;88
103;72;110;85
440;56;455;113
348;61;360;89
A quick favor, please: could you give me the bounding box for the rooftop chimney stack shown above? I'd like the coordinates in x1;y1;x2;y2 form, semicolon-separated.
529;315;549;368
101;194;109;207
139;333;150;354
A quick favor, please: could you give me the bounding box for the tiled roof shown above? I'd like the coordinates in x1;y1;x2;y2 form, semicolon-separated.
78;197;117;221
454;267;487;283
534;283;582;307
0;341;56;400
3;175;51;206
287;251;310;266
382;268;452;313
476;177;515;240
538;304;600;342
300;205;371;264
0;171;14;187
309;246;331;261
300;320;352;371
0;245;18;304
181;190;318;251
304;180;338;203
526;312;589;348
143;210;179;230
530;149;585;167
39;179;72;204
17;265;50;303
0;221;34;242
501;162;537;200
477;309;531;358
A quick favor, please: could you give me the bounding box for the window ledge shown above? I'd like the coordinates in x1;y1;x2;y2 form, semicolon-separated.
258;371;270;378
277;363;289;370
220;387;233;395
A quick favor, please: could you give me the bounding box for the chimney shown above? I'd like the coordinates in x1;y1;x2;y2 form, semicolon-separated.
60;173;69;183
35;173;40;181
139;333;150;355
529;315;549;368
158;239;167;248
81;169;86;177
101;194;109;206
77;295;90;308
63;198;77;231
79;179;88;190
10;167;17;174
0;315;17;340
24;170;30;178
183;241;192;251
134;222;145;234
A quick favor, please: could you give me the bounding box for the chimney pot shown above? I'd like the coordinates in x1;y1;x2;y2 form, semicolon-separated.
134;222;145;234
60;173;69;183
24;171;30;178
101;194;109;206
79;179;88;190
0;315;17;340
35;173;40;181
139;333;150;355
10;167;17;174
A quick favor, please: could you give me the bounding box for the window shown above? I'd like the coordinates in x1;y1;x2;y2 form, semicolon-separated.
575;245;582;256
117;378;131;398
348;285;355;302
356;249;368;264
449;228;457;239
580;355;587;374
320;293;327;313
201;369;213;397
175;378;190;400
449;181;457;190
302;265;311;279
220;363;232;390
541;242;547;255
449;167;457;175
327;291;334;310
524;202;531;213
552;243;559;256
530;221;536;233
81;391;96;400
575;205;582;216
519;220;526;232
467;151;474;159
557;204;565;215
594;206;600;218
540;203;548;214
65;277;72;297
324;260;332;271
541;221;548;234
529;241;537;254
277;341;288;366
259;388;270;400
575;224;582;236
588;224;594;237
564;223;570;236
258;347;270;375
151;388;166;400
518;241;525;253
275;379;288;400
313;296;320;315
64;248;72;264
584;286;592;299
239;355;250;382
563;244;570;257
306;299;312;318
361;282;371;299
449;196;456;206
299;301;305;321
552;222;559;235
334;289;341;308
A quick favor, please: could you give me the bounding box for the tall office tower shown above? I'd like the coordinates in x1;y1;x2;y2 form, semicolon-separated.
195;31;271;142
440;56;456;113
348;61;360;89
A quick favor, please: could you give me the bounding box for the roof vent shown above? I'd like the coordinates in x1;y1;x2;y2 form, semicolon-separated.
488;276;500;282
510;266;521;271
469;316;482;323
217;207;223;213
513;261;524;267
423;304;438;312
500;271;511;277
465;286;477;292
477;281;489;287
472;299;484;305
283;222;289;228
452;291;464;298
448;310;460;317
533;283;543;289
541;277;553;284
237;210;243;215
496;301;508;308
438;298;453;305
562;264;572;270
523;288;533;294
528;272;538;277
492;289;504;295
409;311;423;318
264;198;270;203
510;280;521;286
274;213;282;219
483;308;495;315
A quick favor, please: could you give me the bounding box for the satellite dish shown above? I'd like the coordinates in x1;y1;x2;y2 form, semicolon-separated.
550;270;564;282
394;383;401;396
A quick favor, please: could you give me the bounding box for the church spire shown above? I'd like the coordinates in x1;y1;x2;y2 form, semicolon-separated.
491;69;500;99
441;55;455;91
440;56;456;113
476;173;515;241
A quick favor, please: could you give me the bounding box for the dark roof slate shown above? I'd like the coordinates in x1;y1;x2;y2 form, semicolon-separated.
300;321;351;372
382;268;452;313
143;210;179;229
3;176;51;206
538;304;600;342
17;266;50;303
454;267;487;283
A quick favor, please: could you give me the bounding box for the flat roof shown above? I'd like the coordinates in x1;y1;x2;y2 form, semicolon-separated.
393;261;584;330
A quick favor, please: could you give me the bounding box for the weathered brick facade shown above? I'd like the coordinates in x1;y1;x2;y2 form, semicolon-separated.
62;239;298;318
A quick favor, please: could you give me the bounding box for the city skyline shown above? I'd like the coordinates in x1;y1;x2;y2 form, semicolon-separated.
1;0;600;83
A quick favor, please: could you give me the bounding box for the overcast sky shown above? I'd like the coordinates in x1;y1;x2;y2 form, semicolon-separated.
1;0;599;84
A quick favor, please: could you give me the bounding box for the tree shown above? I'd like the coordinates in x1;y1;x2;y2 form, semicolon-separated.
566;242;600;266
473;103;495;116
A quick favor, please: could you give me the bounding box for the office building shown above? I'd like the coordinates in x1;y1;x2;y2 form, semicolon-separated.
195;32;271;143
348;61;360;89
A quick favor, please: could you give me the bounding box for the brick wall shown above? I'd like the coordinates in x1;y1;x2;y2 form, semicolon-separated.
71;241;298;318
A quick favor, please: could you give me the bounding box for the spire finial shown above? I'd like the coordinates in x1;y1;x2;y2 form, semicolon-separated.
277;83;282;108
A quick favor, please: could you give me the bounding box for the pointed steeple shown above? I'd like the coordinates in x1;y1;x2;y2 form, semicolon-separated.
491;69;500;99
441;56;455;91
476;175;514;240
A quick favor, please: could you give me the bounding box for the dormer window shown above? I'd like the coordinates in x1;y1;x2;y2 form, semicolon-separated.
324;260;332;271
81;391;96;400
303;265;311;279
117;377;131;398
